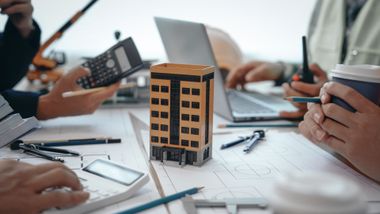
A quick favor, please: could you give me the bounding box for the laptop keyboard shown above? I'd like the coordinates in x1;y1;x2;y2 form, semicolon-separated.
227;91;275;114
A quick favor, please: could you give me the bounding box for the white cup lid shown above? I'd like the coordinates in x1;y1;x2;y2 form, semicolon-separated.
331;64;380;83
269;171;367;214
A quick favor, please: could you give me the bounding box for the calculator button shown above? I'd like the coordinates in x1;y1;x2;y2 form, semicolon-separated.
106;59;115;68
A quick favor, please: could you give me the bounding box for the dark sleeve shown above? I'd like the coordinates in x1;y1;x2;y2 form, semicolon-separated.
1;90;40;118
0;19;41;91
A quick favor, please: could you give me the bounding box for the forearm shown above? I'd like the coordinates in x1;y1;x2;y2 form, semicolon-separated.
1;90;40;118
0;19;41;90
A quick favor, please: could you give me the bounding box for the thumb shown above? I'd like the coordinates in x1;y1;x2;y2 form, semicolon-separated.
90;82;121;101
66;67;90;81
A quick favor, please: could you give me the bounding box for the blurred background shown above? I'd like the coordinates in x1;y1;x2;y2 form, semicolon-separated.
0;0;316;63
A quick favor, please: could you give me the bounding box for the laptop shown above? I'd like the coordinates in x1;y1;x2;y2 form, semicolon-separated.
155;17;297;122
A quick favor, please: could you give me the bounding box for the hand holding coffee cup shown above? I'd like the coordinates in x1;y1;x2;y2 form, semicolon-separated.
330;64;380;112
299;64;380;182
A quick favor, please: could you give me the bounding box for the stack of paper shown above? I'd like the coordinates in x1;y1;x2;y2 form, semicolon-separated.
0;95;39;148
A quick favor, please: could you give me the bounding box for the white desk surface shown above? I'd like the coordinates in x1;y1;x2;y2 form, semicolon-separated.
1;106;379;214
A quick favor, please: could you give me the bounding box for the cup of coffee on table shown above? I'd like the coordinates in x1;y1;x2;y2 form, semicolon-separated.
330;64;380;112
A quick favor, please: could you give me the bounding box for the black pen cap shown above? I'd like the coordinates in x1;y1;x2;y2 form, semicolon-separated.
10;140;23;150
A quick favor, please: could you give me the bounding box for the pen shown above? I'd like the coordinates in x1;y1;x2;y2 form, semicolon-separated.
62;82;136;98
218;123;298;128
27;138;122;147
18;144;64;162
116;187;204;214
33;145;80;156
220;136;250;150
243;130;265;153
285;96;321;103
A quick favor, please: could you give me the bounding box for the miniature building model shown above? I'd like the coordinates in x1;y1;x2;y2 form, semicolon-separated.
150;63;215;166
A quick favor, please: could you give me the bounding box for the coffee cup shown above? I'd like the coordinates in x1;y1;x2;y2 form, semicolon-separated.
330;64;380;112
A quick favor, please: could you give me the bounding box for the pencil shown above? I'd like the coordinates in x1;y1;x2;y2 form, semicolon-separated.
62;82;136;98
116;187;204;214
218;123;298;128
285;96;321;103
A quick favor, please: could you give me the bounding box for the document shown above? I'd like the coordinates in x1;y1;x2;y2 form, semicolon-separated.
132;114;380;213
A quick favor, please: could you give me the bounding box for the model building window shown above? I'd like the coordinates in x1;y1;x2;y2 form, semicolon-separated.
182;101;190;108
151;98;159;105
161;99;169;106
181;139;189;146
151;136;158;142
191;102;200;109
151;111;159;118
181;114;189;121
151;85;159;92
181;127;189;134
160;124;168;131
161;86;169;93
192;88;200;95
191;141;199;148
191;115;199;122
191;128;199;135
161;112;168;118
182;87;190;94
151;123;159;130
160;137;168;144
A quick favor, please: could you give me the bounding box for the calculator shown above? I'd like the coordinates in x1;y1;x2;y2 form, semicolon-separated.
46;159;149;214
77;37;144;89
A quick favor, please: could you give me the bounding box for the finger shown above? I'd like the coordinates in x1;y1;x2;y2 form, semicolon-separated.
89;82;120;101
309;64;328;81
320;117;350;142
322;103;354;128
298;120;327;143
36;191;89;211
303;111;328;141
323;82;377;113
0;0;28;8
27;168;82;192
1;3;31;15
323;135;346;156
67;67;90;82
226;62;257;88
23;162;73;178
279;110;305;118
282;83;307;97
306;103;324;124
290;81;321;97
320;92;331;104
244;65;268;82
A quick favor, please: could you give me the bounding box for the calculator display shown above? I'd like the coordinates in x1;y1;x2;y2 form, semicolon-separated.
83;159;143;186
115;46;131;72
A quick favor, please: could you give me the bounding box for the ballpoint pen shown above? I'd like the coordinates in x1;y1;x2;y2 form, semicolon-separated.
31;145;80;156
23;138;122;147
243;130;265;153
220;136;250;150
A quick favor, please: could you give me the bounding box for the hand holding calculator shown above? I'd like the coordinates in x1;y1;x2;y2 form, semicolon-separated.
77;37;144;89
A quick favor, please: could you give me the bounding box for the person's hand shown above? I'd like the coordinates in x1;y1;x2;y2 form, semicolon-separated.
280;64;328;118
225;61;283;88
0;160;89;214
299;82;380;182
0;0;34;38
37;67;120;120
